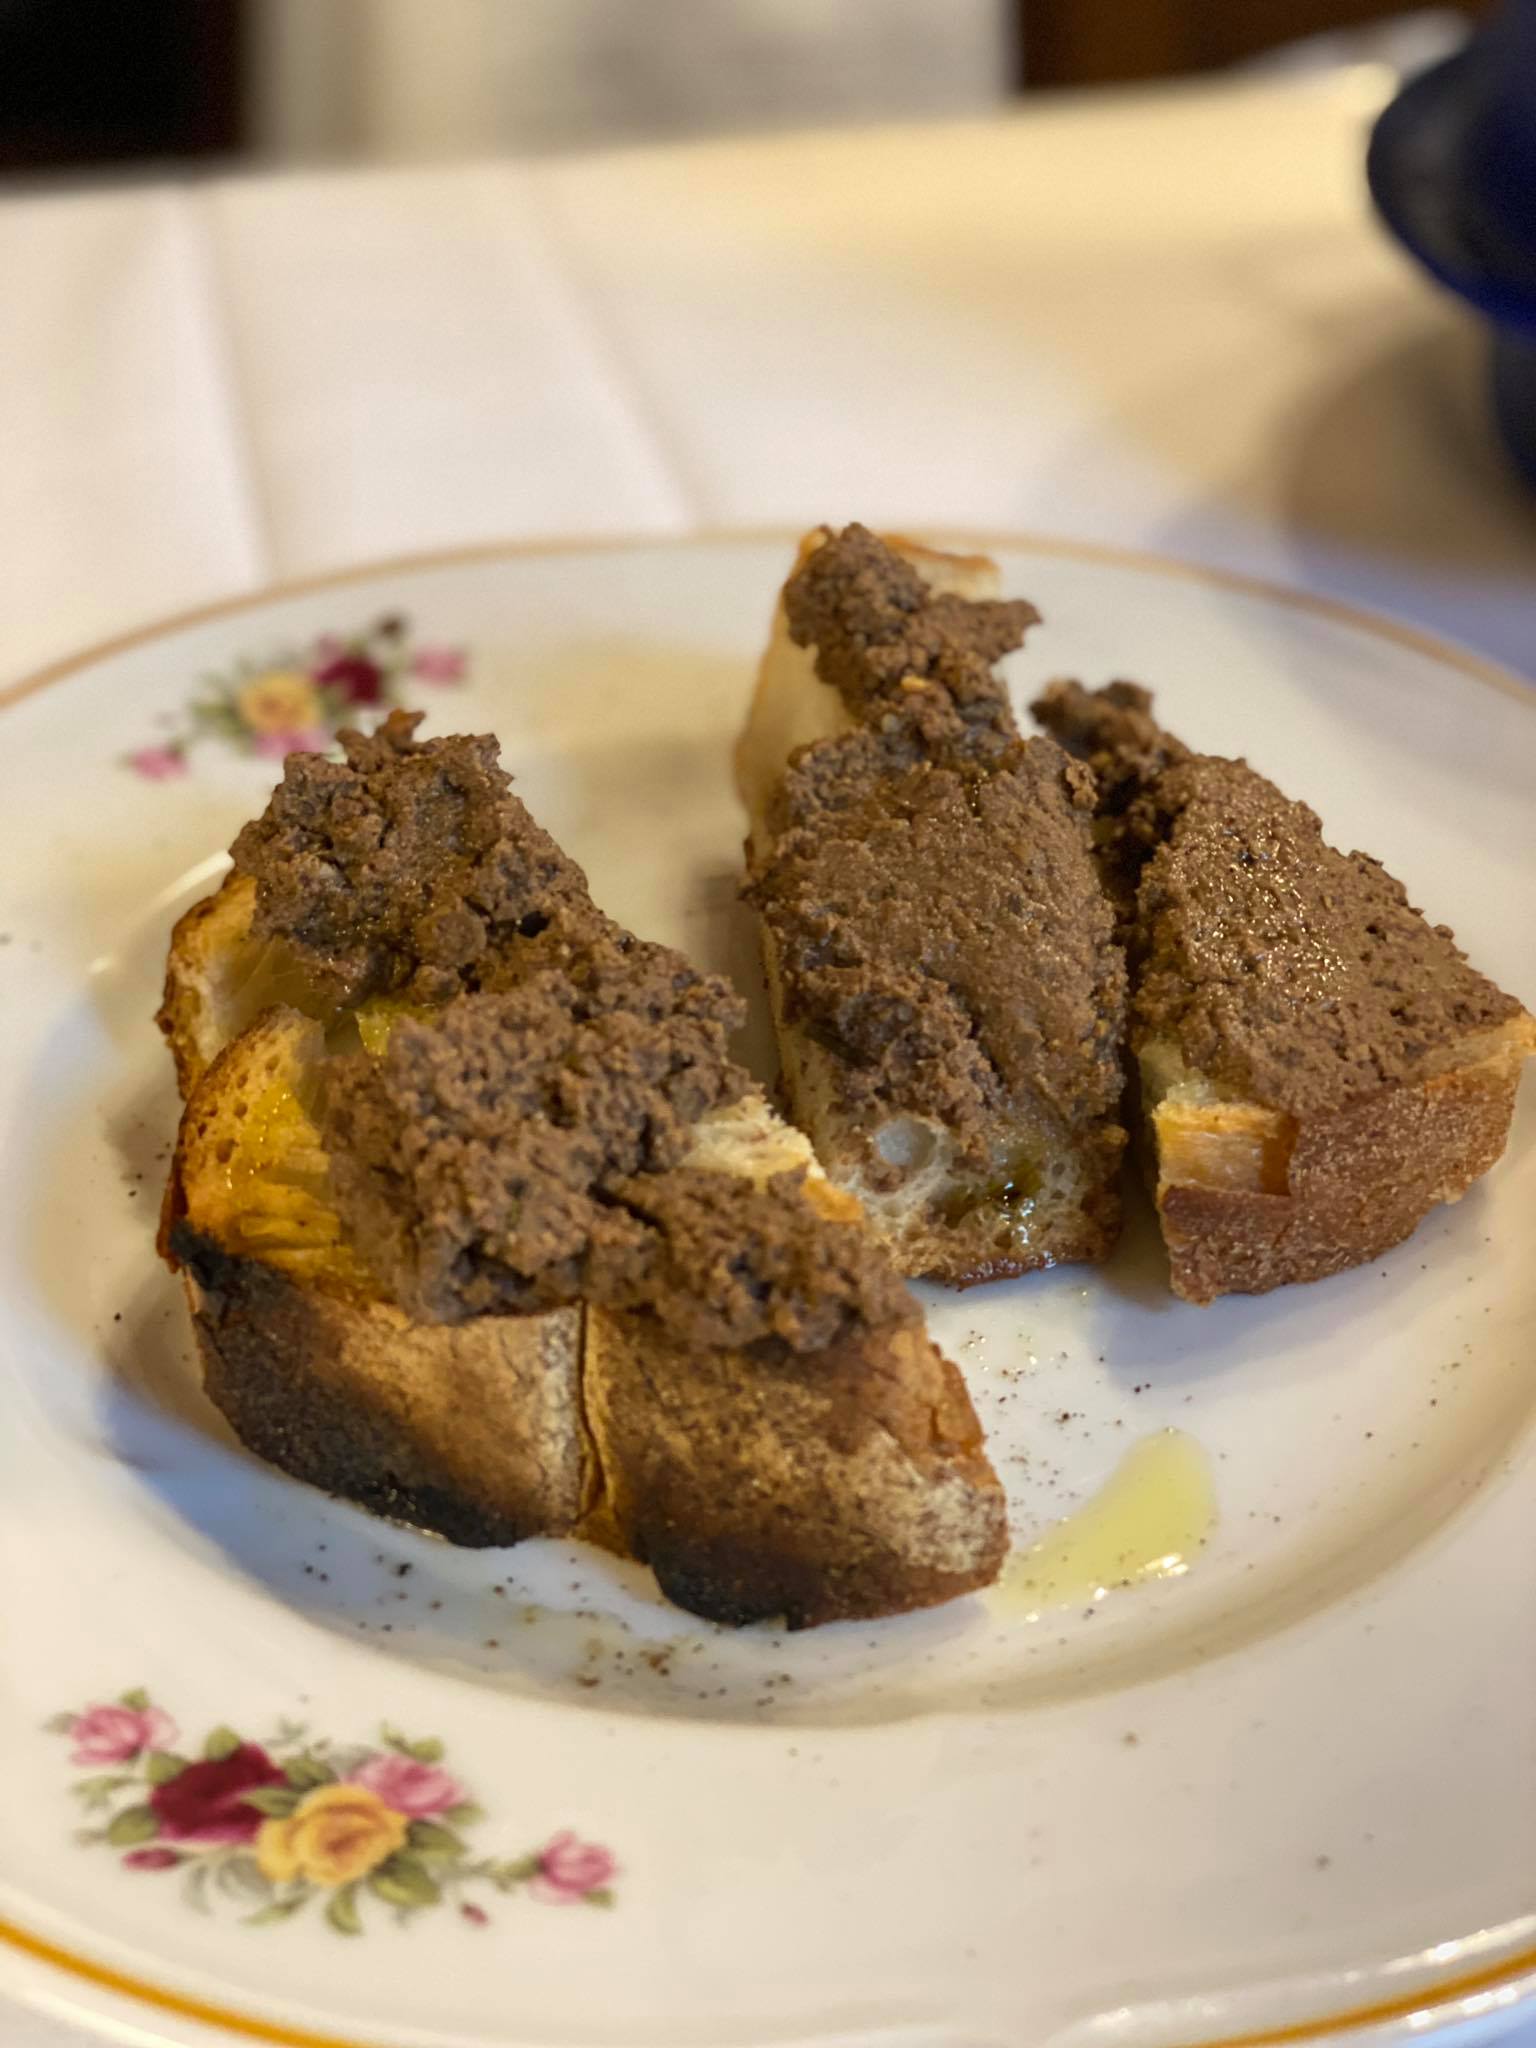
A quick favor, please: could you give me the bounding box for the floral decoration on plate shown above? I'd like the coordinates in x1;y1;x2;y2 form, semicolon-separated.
126;615;466;778
51;1690;616;1934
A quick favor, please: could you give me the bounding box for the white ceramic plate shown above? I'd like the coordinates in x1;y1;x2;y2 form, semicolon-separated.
0;535;1532;2048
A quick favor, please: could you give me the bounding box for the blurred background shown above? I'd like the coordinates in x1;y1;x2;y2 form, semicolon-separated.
0;0;1491;176
3;0;1533;701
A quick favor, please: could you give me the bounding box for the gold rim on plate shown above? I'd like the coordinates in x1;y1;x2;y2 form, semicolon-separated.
1;525;1531;716
2;1908;1533;2048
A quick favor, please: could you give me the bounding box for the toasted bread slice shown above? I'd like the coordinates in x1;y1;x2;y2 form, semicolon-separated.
162;1000;1005;1625
738;526;1126;1286
584;1101;1006;1628
158;712;1008;1624
1034;680;1536;1303
159;872;1011;1622
163;1010;590;1544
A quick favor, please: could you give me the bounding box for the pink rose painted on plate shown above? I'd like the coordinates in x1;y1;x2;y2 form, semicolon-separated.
411;646;466;684
70;1702;178;1766
531;1831;618;1905
125;745;187;782
349;1751;464;1819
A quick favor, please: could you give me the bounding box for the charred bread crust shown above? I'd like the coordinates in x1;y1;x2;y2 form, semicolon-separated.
161;1001;1004;1621
162;1006;592;1547
582;1306;1007;1629
169;1220;589;1546
1155;1034;1535;1304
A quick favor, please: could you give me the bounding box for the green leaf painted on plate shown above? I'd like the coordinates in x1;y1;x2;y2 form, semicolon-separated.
283;1754;336;1791
203;1725;242;1762
105;1805;159;1847
326;1884;363;1937
144;1751;189;1786
44;1712;77;1734
583;1888;615;1909
241;1786;302;1818
368;1855;440;1909
444;1802;484;1827
406;1737;444;1764
244;1895;309;1928
72;1774;132;1807
219;1855;272;1900
405;1821;463;1858
117;1688;150;1712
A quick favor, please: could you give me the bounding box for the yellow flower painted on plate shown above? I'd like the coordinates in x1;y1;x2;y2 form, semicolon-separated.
255;1784;408;1888
235;668;323;737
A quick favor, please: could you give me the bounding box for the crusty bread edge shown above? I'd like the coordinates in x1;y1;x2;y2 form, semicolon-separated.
164;1019;1009;1621
158;871;260;1099
1148;1020;1536;1304
172;1240;590;1548
162;1009;594;1543
582;1302;1007;1629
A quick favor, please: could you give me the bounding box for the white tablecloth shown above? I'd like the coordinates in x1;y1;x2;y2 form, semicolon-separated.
5;71;1536;697
3;69;1532;2048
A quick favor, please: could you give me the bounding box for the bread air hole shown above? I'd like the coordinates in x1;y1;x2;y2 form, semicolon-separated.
873;1116;940;1175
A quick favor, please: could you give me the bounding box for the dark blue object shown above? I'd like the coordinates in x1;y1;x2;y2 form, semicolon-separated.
1368;1;1536;487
